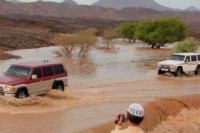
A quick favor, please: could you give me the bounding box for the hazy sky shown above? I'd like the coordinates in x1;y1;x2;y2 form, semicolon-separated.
17;0;200;9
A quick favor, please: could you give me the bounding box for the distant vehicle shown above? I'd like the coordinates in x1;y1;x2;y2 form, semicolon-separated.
158;53;200;77
0;61;68;98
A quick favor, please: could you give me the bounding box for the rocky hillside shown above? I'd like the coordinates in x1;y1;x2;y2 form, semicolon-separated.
0;15;121;50
92;0;171;11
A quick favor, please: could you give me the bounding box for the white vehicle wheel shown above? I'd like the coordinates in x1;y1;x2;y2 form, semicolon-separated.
195;66;200;75
175;68;182;77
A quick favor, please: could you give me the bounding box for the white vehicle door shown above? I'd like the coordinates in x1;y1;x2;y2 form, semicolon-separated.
182;56;191;72
190;55;198;71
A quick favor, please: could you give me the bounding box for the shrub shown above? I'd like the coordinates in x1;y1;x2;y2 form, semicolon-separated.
52;29;97;57
173;39;198;53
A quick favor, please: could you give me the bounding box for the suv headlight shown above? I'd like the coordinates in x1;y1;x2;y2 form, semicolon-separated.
170;65;177;69
4;86;15;93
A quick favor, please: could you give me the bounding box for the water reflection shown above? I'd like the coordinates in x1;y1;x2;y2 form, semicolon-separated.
58;58;97;80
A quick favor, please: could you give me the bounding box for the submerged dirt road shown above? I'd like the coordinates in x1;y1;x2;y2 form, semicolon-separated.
0;43;200;133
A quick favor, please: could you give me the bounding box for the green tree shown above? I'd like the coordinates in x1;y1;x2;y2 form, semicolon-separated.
52;28;97;57
135;17;187;49
173;39;198;53
117;21;137;42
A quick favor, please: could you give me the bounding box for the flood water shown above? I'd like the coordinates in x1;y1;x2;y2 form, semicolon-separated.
0;41;200;133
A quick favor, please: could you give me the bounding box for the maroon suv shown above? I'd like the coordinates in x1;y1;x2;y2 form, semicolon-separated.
0;61;68;98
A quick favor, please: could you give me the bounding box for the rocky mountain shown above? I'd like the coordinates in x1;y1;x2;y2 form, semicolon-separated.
0;0;199;24
62;0;77;5
185;6;200;12
92;0;171;11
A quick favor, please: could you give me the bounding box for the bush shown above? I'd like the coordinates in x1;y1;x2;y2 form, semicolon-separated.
173;39;198;53
135;17;187;48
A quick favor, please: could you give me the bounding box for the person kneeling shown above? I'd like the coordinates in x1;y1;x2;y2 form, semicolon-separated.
111;103;145;133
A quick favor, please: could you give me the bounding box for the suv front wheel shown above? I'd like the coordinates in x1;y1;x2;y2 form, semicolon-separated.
158;69;165;75
174;67;182;77
15;89;28;99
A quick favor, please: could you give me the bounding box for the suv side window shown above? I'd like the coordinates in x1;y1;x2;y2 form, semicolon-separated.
54;64;64;75
191;55;197;62
43;66;53;77
185;56;190;62
32;68;41;78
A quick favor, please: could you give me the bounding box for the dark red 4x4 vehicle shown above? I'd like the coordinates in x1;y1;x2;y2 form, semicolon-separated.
0;61;68;98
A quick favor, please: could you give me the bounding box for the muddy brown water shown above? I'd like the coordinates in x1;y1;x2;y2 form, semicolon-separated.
0;42;200;133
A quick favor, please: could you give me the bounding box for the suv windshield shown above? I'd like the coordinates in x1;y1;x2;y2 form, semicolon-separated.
6;65;31;77
169;55;185;61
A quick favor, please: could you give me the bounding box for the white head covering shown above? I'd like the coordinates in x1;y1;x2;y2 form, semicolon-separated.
127;103;144;117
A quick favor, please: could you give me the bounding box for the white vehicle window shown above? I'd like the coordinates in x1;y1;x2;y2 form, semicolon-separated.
170;55;185;61
191;55;197;62
198;55;200;61
185;56;190;62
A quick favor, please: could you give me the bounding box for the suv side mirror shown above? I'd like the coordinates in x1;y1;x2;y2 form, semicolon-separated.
31;75;38;80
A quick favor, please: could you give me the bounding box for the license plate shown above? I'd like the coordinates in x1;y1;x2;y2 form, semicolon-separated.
161;68;169;71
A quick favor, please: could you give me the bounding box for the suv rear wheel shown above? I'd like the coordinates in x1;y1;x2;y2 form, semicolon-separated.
174;68;182;77
15;89;28;99
55;83;64;91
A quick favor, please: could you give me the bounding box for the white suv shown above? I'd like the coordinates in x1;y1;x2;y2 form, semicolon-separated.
158;53;200;77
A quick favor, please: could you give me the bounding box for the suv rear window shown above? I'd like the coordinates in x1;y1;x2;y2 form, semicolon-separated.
191;55;197;62
54;64;64;75
43;66;53;77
